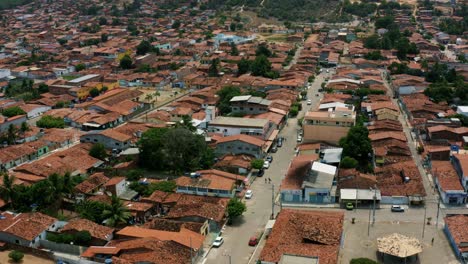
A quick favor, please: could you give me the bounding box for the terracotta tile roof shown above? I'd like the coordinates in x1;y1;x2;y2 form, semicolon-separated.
428;125;468;135
116;226;204;250
0;212;56;241
13;143;102;180
375;161;426;196
166;194;228;223
81;246;120;258
369;132;407;142
432;161;464;191
74;172;110;194
107;238;192;264
123;201;153;212
260;209;344;264
104;176;126;187
216;134;266;147
143;218;204;234
62;218;114;241
99;129;132;142
453;154;468;176
444;215;468;253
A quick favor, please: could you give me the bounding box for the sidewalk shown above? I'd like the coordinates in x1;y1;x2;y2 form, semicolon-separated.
281;202;340;208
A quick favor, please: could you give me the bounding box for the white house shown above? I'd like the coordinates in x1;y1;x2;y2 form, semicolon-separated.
19;104;52;118
456;106;468;117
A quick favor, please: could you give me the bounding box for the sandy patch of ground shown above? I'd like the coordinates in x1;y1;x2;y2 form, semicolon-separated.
0;250;54;264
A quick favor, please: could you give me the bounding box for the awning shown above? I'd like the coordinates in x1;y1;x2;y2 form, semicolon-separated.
83;122;101;128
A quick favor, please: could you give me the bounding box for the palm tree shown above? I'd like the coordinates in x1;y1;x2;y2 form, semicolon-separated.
0;174;15;209
102;195;131;227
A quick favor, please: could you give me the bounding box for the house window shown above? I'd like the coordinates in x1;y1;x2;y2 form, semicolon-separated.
93;139;98;142
250;108;253;111
238;147;242;150
15;240;19;244
86;138;90;141
115;142;120;146
336;122;340;125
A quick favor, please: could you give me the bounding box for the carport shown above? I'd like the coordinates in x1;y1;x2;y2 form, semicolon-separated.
339;188;381;208
377;233;423;264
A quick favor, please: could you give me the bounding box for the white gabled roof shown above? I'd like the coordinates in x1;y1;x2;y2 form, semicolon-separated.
311;161;337;175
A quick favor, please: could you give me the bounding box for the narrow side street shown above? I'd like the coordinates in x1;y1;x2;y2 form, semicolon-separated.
203;71;329;264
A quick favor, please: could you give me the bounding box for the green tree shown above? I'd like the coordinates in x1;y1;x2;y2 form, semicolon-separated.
237;58;251;75
138;128;169;170
2;106;26;117
251;55;272;77
216;86;242;115
208;58;220;77
89;87;100;97
136;40;152;55
74;230;92;246
8;250;24;263
76;200;109;224
340;156;358;168
37;115;65;128
177;115;196;132
38;83;49;94
350;258;378;264
339;125;372;171
251;159;264;170
75;63;85;72
161;128;212;173
7;124;18;144
230;42;239;56
0;174;15;209
172;20;181;29
101;33;108;42
98;17;108;25
102;195;131;227
255;43;272;57
120;54;133;69
227;198;246;220
89;143;107;160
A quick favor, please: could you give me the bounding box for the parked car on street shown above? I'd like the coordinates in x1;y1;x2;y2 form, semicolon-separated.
391;205;405;212
270;145;278;153
213;236;224;247
307;100;312;105
245;190;253;199
263;161;270;169
257;169;265;177
346;203;354;210
248;236;259;246
266;156;273;162
297;135;302;142
277;138;283;147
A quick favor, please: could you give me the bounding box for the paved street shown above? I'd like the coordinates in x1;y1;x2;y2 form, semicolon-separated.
203;71;330;264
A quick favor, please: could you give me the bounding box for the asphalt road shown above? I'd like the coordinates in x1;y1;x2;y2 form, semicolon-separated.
202;71;330;264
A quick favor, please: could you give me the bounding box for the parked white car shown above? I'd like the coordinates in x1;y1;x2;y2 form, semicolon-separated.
263;161;270;169
297;135;303;142
213;236;224;247
307;100;312;105
245;190;253;199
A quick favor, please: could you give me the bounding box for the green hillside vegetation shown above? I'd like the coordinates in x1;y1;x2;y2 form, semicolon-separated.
257;0;340;22
0;0;32;10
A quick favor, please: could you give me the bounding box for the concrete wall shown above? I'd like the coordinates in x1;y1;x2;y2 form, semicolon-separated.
80;134;129;150
215;140;264;159
303;124;350;145
380;196;409;205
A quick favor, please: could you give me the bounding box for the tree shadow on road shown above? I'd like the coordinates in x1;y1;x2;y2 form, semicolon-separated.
228;216;246;227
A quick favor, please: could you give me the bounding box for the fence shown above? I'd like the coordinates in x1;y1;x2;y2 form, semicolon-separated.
40;239;88;256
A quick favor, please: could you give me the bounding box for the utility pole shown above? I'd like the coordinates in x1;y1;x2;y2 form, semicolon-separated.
422;206;427;239
355;184;358;212
271;184;275;219
372;189;376;225
367;204;371;236
435;198;440;228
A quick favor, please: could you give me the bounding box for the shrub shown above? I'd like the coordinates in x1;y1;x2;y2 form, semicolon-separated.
350;258;378;264
8;250;24;262
251;159;264;170
36;115;65;128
